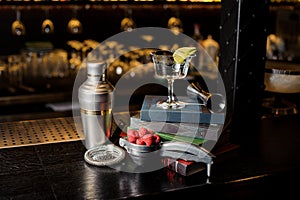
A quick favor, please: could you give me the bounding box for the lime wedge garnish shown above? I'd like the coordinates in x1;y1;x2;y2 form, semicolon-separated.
173;47;197;64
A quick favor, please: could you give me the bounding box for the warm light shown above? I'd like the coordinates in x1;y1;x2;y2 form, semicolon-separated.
270;0;300;2
226;174;269;183
189;0;221;2
103;0;128;1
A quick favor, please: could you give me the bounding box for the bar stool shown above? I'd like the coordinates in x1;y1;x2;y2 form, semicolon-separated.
263;60;300;116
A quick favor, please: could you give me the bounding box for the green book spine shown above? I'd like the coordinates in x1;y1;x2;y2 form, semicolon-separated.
130;114;222;141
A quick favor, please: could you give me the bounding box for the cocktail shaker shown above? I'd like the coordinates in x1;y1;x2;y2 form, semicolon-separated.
78;61;114;149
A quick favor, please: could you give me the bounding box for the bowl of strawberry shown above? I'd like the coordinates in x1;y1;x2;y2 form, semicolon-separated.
119;127;162;165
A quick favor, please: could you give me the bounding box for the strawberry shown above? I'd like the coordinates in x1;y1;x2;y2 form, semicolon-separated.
141;134;153;146
152;134;161;144
127;135;138;144
138;127;148;138
136;138;145;145
127;129;138;137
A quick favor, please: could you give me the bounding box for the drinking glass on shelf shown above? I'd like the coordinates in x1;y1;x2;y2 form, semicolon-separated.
68;18;82;34
0;60;8;90
151;50;195;109
41;9;54;34
11;10;26;36
42;19;54;34
68;7;82;34
8;54;23;87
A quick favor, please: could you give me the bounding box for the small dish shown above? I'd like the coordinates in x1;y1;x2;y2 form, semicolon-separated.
84;144;125;166
119;137;161;166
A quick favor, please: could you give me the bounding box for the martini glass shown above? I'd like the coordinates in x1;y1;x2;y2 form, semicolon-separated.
151;50;195;109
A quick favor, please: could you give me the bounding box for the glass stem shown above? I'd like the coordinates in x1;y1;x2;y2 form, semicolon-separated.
167;79;175;104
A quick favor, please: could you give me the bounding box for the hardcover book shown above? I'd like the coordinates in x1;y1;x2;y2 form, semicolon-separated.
162;142;240;176
130;114;223;141
140;95;225;124
162;157;206;176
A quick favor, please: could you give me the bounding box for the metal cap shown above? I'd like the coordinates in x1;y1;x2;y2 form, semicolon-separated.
87;61;106;77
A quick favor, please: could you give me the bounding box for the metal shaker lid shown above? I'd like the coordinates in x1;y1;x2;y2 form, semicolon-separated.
87;61;106;77
78;60;114;110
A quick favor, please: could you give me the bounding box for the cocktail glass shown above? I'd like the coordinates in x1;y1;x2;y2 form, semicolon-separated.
151;50;195;109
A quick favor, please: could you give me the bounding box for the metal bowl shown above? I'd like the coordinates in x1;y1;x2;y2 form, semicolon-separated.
119;137;161;166
119;137;161;155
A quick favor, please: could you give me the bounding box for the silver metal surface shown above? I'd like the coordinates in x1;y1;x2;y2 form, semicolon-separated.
78;61;114;149
119;137;161;166
119;137;214;176
119;137;161;155
0;117;83;149
187;82;225;113
78;62;114;111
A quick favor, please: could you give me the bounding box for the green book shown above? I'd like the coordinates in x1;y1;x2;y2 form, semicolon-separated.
130;114;222;141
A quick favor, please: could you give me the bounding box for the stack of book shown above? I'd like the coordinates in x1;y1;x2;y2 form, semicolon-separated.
129;95;226;176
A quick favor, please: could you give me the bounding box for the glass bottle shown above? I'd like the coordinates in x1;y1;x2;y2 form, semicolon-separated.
192;23;203;44
202;34;220;64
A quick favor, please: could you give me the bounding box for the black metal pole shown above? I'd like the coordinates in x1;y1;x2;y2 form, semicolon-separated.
219;0;269;146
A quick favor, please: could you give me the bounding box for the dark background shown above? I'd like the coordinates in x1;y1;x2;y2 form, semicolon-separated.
0;4;222;55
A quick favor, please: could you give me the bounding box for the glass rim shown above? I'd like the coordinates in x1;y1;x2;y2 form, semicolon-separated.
150;49;196;58
150;50;172;57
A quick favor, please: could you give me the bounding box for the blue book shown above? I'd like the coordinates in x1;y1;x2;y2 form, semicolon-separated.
140;95;225;125
130;114;223;141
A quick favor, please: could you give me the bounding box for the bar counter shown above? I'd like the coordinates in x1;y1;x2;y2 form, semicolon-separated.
0;113;300;199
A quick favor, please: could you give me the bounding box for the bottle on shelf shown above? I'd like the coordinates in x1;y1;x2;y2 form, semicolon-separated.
168;17;183;35
192;23;203;44
202;34;220;64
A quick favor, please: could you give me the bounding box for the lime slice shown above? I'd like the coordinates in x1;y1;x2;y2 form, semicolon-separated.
173;47;197;64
